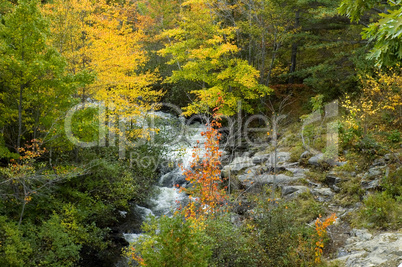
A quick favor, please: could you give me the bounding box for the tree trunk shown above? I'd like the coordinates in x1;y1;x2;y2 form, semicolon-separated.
289;10;300;84
17;83;24;153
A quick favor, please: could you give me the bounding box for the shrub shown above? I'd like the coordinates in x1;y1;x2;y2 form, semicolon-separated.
204;214;267;267
126;214;211;267
358;192;401;229
0;216;32;267
382;168;402;198
252;198;324;266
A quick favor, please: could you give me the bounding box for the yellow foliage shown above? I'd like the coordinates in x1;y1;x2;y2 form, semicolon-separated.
342;68;402;142
42;0;163;127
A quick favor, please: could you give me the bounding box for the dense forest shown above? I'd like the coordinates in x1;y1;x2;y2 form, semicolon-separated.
0;0;401;266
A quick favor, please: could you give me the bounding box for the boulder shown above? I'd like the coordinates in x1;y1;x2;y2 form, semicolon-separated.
364;166;384;179
326;172;342;185
334;230;402;267
251;151;292;165
300;150;312;159
361;179;380;190
308;153;347;167
221;156;255;178
308;153;325;166
286;167;308;178
311;187;334;202
237;173;299;187
372;157;386;167
333;185;341;193
159;170;187;187
281;185;309;197
252;154;270;164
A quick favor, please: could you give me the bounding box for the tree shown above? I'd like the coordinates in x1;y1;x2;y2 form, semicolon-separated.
181;116;227;221
339;0;402;67
42;0;162;119
0;0;79;155
211;0;363;100
159;0;271;116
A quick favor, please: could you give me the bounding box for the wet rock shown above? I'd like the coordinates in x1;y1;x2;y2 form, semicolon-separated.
159;170;186;187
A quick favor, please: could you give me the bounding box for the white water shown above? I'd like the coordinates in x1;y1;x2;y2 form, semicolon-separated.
122;112;208;244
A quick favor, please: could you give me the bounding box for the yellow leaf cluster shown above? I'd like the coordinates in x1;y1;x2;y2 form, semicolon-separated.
42;0;163;125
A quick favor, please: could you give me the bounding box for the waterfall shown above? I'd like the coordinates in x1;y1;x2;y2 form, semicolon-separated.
121;113;208;243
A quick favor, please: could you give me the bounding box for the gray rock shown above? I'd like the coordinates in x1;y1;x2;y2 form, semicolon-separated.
308;153;325;166
286;167;308;178
311;187;334;202
364;166;384;179
333;185;341;193
372;157;386;167
306;179;320;187
250;151;293;166
351;229;373;241
333;230;402;267
335;161;348;167
326;172;342;185
281;185;309;196
237;173;299;187
221;156;255;177
384;152;400;161
230;213;242;227
252;155;268;164
159;170;186;187
307;153;347;167
300;150;312;159
361;179;380;190
275;151;291;163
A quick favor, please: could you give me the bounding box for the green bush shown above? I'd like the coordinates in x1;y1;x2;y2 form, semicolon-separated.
204;214;267;267
387;130;401;143
252;198;320;266
0;216;32;267
358;192;401;229
382;168;402;198
127;214;211;267
36;215;82;267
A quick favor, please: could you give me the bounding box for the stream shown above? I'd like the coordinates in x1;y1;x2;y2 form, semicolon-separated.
117;112;209;264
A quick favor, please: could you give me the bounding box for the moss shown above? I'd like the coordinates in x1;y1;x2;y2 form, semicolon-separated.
293;191;325;224
305;170;326;183
336;176;365;206
289;143;305;162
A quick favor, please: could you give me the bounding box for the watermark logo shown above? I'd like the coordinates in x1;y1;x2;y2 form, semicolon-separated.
64;100;339;165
